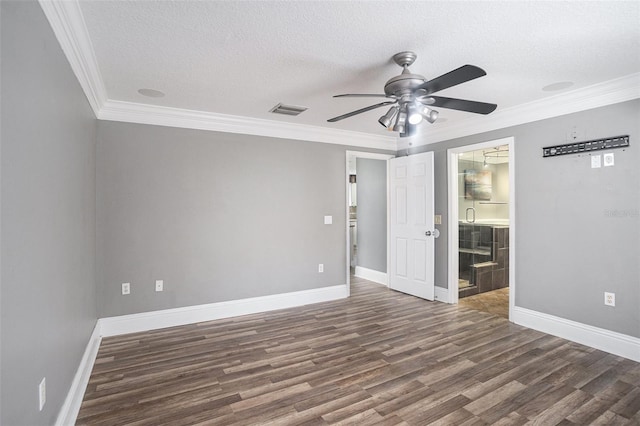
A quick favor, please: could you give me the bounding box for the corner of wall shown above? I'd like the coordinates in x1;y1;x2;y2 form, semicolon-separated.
55;321;102;426
354;266;388;286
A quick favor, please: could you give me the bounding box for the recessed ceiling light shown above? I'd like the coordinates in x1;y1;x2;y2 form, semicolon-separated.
137;88;165;98
542;81;574;92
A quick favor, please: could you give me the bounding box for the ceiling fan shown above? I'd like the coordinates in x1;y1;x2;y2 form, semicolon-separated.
327;51;497;137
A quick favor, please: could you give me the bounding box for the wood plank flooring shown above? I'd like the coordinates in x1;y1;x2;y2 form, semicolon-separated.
77;277;640;425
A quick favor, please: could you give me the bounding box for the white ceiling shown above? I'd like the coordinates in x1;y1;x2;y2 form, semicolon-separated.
52;1;640;147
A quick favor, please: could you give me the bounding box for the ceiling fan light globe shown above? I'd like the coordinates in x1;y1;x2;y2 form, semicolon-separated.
393;109;407;132
424;108;439;124
378;107;398;128
378;116;391;128
408;112;423;125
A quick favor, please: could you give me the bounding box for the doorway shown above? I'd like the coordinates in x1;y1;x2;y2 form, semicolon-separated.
345;151;394;295
447;137;515;320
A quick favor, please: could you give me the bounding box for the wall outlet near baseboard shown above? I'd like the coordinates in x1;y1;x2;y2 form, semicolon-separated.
38;377;46;411
122;282;130;295
604;292;615;307
155;279;163;292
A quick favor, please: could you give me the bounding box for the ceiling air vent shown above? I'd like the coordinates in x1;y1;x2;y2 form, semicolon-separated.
269;103;308;116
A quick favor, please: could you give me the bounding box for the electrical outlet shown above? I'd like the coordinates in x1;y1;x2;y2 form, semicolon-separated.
39;377;46;411
318;264;324;273
603;153;615;167
122;282;130;295
604;292;615;307
591;155;601;169
155;279;163;292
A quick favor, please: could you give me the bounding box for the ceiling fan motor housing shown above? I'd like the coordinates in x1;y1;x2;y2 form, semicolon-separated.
384;71;427;97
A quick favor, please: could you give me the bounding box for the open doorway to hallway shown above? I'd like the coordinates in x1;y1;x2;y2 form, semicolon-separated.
345;151;394;293
447;137;515;320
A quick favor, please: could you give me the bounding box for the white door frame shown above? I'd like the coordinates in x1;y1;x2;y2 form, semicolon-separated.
345;151;395;296
447;137;516;321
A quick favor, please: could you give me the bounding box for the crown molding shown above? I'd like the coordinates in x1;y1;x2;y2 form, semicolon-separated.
99;100;398;150
40;0;638;151
38;0;397;150
401;72;640;149
39;0;107;115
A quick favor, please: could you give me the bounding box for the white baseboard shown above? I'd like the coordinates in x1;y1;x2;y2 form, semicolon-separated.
513;306;640;362
55;322;102;426
434;286;449;303
99;284;348;337
354;266;388;286
56;284;347;425
55;288;639;426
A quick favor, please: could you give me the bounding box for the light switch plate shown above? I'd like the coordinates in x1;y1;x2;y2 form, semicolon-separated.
591;155;601;168
434;214;442;225
324;215;332;225
603;153;614;167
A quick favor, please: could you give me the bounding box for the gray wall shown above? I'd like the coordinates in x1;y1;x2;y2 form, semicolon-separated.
96;121;394;317
356;158;387;273
411;99;639;338
1;2;98;425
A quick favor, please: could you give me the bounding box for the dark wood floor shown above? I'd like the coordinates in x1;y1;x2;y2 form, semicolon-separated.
77;277;640;425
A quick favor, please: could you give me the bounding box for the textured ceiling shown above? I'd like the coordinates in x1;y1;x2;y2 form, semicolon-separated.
78;1;640;138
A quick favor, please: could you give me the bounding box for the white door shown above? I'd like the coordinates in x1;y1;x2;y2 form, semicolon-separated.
389;152;435;300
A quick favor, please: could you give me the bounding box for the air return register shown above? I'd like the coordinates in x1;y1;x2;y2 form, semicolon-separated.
269;103;308;116
543;135;629;158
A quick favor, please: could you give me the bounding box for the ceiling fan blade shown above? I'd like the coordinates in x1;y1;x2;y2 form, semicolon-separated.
334;94;390;98
416;65;487;95
430;96;497;115
327;101;397;122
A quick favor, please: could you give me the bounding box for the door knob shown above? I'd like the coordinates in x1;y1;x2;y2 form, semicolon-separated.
425;229;440;238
